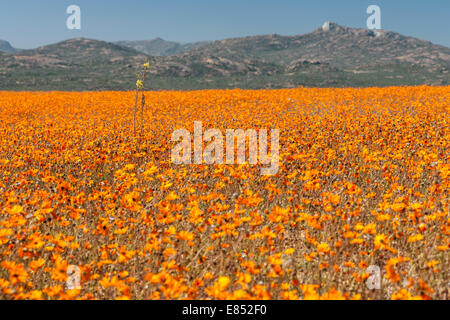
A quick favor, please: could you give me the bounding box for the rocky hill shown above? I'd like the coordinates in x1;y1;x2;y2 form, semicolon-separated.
0;40;20;53
1;22;449;90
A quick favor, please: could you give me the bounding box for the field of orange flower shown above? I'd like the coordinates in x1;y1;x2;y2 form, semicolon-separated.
0;86;448;300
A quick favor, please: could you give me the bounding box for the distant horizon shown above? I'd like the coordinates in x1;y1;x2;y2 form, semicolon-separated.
1;0;449;49
4;21;450;51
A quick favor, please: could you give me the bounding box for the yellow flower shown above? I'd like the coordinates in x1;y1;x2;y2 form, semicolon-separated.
284;248;295;255
317;242;330;254
374;233;388;250
216;276;231;291
407;234;424;243
136;80;144;89
6;205;23;215
144;62;150;69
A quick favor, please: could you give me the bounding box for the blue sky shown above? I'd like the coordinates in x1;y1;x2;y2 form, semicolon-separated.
1;0;449;49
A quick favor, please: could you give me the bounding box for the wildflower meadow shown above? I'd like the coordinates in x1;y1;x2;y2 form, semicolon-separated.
0;86;448;300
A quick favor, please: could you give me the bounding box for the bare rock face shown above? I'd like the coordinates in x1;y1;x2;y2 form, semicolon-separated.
321;22;343;32
374;30;387;38
322;21;331;32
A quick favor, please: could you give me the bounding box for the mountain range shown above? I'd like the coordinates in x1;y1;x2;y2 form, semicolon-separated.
0;40;20;54
1;22;449;90
115;38;210;56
